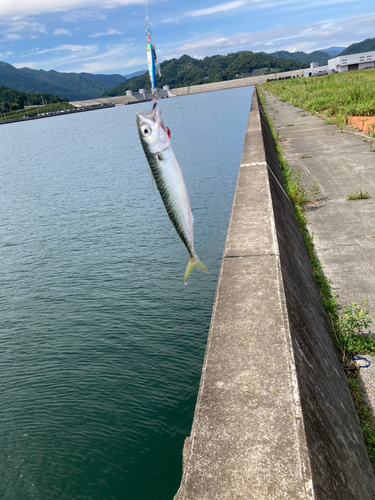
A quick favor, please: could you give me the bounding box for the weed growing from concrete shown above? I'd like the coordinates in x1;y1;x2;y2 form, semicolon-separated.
257;84;375;471
336;301;374;358
347;372;375;465
347;187;370;200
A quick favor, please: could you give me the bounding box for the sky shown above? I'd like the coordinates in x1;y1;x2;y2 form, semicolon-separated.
0;0;374;76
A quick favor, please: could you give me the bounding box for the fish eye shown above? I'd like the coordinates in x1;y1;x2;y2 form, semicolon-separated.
141;125;151;137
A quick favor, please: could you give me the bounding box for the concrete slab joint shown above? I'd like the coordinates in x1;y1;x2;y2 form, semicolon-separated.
174;88;375;500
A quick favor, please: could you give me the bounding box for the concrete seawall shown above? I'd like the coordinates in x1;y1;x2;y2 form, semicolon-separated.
69;70;305;108
174;89;375;499
168;69;305;97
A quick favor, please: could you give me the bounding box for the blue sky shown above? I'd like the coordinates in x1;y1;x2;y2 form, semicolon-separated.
0;0;374;75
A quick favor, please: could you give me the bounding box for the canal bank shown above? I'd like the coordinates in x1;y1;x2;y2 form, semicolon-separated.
174;89;375;499
261;87;375;426
167;69;305;97
68;69;305;109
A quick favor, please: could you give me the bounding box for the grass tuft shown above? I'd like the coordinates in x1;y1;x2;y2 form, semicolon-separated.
346;187;370;201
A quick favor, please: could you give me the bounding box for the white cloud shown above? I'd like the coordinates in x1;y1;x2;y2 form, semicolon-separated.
12;42;144;73
186;0;246;17
161;18;180;24
0;0;145;18
89;29;122;37
164;13;375;57
53;28;72;36
62;11;107;22
4;33;21;40
0;20;47;37
184;0;359;19
80;56;145;73
32;44;98;55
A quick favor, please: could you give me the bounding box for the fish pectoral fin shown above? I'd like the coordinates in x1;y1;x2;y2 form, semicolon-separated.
184;256;209;285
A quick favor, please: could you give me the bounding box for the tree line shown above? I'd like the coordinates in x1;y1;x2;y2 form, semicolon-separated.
0;86;68;114
104;51;308;96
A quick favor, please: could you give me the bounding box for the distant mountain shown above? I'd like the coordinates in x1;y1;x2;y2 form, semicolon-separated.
264;50;331;66
104;52;308;96
338;38;375;56
0;62;127;100
79;73;127;88
124;69;147;79
319;46;345;57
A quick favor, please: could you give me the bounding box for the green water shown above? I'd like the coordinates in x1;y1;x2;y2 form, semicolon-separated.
0;86;253;499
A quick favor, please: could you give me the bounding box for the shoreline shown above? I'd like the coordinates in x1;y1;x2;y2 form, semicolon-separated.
0;103;115;126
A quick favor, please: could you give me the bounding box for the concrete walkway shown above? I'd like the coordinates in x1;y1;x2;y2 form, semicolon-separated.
262;90;375;408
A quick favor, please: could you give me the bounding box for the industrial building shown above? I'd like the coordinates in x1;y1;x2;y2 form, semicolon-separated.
304;50;375;77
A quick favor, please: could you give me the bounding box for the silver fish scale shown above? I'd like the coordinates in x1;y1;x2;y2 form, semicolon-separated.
145;148;193;257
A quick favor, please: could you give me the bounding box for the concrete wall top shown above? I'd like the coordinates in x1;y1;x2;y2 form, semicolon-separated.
168;70;305;97
69;95;137;107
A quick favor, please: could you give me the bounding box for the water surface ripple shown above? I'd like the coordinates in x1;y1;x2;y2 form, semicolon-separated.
0;86;252;500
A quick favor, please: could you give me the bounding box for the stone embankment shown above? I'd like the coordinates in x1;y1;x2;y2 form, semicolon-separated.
174;88;375;499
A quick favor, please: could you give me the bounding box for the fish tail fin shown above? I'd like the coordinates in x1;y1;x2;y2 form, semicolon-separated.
184;255;209;285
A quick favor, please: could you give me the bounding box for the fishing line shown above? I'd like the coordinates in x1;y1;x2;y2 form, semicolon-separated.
144;0;161;99
145;0;150;34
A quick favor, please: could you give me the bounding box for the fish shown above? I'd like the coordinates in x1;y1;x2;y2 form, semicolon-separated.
136;102;209;284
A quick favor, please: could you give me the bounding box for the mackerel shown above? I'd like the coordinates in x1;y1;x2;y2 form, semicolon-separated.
136;102;209;284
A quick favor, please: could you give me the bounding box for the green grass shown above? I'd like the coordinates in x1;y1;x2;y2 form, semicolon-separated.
0;102;74;122
262;69;375;121
346;187;371;200
257;84;375;470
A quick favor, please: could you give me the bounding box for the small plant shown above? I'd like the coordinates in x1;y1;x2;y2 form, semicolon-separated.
367;123;375;136
336;114;346;133
336;300;375;359
346;187;370;200
359;117;369;132
287;170;320;207
341;300;373;336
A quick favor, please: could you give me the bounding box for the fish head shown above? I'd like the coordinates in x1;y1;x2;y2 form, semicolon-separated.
136;102;170;154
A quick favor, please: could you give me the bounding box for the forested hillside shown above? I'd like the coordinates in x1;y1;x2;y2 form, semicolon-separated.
0;62;127;100
339;38;375;56
265;50;331;66
0;85;68;113
104;52;308;96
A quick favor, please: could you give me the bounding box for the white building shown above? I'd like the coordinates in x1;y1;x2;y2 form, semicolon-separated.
304;62;328;77
304;50;375;77
328;50;375;73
